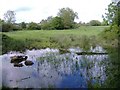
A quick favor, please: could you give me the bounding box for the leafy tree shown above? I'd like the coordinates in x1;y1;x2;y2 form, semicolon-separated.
40;17;53;30
4;10;16;24
21;22;26;29
89;20;101;26
1;18;14;32
40;8;78;30
40;21;51;30
2;10;16;32
101;20;109;26
102;2;120;26
57;7;78;29
46;16;53;22
102;1;120;32
27;22;41;30
50;16;64;30
101;1;120;46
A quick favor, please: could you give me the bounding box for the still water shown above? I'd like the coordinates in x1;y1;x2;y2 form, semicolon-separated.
1;46;108;88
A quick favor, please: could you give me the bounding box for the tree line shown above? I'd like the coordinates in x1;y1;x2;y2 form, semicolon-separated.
0;7;108;32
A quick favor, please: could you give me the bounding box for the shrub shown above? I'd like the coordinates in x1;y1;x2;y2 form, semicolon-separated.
89;20;101;26
2;23;13;32
50;17;64;30
41;22;51;30
13;24;22;31
21;22;26;29
27;22;41;30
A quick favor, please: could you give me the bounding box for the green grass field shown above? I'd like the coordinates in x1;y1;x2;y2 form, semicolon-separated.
2;26;109;54
4;26;107;40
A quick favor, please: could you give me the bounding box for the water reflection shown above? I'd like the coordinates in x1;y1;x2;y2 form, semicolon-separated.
1;47;108;88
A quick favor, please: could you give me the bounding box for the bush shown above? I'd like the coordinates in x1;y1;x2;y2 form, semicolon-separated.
99;25;119;48
41;22;51;30
27;22;41;30
13;24;22;31
89;20;101;26
21;22;26;29
2;23;13;32
50;17;64;30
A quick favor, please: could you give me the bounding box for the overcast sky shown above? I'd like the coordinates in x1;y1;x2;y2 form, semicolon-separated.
0;0;113;23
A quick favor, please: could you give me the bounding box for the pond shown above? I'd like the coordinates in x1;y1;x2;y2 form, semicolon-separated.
0;46;114;88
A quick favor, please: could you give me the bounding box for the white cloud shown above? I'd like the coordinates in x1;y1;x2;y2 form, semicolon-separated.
0;0;112;23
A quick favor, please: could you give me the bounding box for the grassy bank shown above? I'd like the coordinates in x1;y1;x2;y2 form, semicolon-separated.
2;26;108;54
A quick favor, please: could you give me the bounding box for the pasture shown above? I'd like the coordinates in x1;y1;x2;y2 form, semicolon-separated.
2;26;108;54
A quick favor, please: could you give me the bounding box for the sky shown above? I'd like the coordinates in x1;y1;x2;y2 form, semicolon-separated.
112;0;120;3
0;0;113;23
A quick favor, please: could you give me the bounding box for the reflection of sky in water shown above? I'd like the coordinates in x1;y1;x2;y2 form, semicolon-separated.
1;47;108;88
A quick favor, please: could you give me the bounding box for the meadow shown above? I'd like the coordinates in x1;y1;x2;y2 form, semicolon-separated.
4;26;106;39
2;26;108;54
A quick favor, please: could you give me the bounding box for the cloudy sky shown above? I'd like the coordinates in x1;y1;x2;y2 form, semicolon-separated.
0;0;112;23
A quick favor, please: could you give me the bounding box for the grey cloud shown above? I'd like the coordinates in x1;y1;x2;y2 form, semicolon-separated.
112;0;120;3
15;7;32;12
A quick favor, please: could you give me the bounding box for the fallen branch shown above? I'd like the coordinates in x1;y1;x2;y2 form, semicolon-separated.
16;76;30;82
76;52;108;55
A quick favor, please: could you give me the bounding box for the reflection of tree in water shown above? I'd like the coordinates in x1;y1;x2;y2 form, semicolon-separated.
20;47;120;88
37;62;40;74
37;52;108;88
2;47;113;88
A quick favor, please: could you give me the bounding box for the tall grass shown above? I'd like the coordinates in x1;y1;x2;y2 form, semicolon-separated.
2;26;108;54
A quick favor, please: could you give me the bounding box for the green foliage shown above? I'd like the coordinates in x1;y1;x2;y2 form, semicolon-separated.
101;2;120;48
103;2;118;25
57;7;78;29
117;1;120;26
1;22;22;32
101;20;109;26
27;22;41;30
12;24;22;31
21;22;26;29
79;35;91;51
2;34;31;54
99;25;119;48
2;23;13;32
2;8;79;30
89;20;101;26
40;20;51;30
40;17;54;30
40;16;64;30
50;16;64;30
98;3;120;87
101;47;120;88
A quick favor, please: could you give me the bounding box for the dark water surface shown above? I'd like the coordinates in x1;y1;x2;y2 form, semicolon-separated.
1;46;109;88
